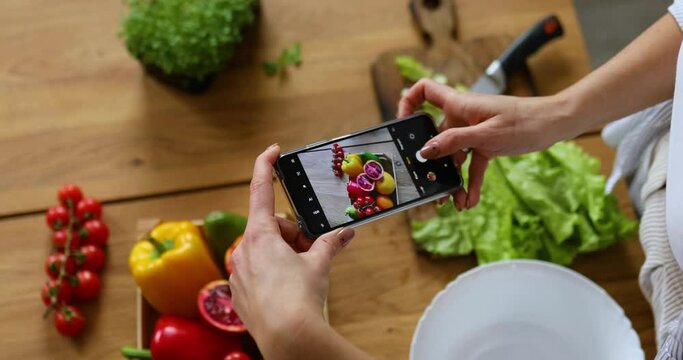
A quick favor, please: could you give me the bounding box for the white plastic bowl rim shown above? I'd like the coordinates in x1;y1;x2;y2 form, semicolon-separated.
409;259;644;360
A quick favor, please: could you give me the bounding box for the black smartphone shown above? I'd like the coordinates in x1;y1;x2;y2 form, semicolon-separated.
275;113;462;238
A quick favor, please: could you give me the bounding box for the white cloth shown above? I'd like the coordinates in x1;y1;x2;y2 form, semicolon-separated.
602;101;671;213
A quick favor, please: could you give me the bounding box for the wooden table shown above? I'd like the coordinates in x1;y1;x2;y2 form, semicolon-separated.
0;0;655;358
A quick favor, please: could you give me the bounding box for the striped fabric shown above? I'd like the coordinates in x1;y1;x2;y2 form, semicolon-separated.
640;135;683;350
658;313;683;359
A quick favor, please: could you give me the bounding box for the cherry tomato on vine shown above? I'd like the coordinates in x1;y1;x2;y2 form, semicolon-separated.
58;184;83;207
54;305;85;337
52;230;81;250
80;219;109;247
72;270;101;301
45;252;77;279
224;351;251;360
46;206;70;231
75;198;102;221
41;279;73;306
76;245;105;272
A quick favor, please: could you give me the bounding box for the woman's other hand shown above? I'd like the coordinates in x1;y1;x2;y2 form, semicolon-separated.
398;79;574;210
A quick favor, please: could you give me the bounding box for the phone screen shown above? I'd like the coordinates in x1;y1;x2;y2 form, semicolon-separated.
277;114;462;236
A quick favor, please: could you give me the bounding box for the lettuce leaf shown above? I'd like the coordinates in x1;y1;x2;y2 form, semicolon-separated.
410;142;638;265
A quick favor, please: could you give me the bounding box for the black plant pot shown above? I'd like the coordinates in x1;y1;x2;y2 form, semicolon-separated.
144;64;217;94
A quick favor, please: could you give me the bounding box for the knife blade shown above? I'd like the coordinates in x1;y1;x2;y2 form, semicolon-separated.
470;15;564;94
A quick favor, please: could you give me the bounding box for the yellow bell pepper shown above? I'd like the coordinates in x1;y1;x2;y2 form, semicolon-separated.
129;221;221;318
341;153;364;177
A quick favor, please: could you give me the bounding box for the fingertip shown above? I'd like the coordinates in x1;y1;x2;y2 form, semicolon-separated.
309;227;354;265
265;143;281;160
454;189;467;211
338;227;355;248
420;141;439;158
466;191;480;209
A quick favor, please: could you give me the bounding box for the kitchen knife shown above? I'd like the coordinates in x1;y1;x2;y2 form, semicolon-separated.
470;15;564;94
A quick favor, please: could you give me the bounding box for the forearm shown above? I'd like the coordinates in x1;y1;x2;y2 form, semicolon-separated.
555;13;682;137
260;317;372;360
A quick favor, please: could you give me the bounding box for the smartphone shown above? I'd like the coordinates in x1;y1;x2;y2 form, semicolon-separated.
275;113;462;238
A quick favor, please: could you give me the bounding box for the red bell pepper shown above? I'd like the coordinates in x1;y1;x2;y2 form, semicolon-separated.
121;315;242;360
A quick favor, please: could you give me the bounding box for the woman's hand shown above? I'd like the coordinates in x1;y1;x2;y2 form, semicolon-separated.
398;79;574;210
228;144;360;359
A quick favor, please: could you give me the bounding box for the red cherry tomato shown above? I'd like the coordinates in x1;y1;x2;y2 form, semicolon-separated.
52;230;81;250
77;245;105;272
80;219;109;247
54;305;85;337
46;206;70;231
364;207;375;216
224;351;251;360
73;270;101;301
364;195;374;203
75;198;102;221
58;184;83;207
41;279;73;306
45;252;77;279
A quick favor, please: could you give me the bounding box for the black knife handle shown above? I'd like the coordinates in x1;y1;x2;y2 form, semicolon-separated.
499;15;564;76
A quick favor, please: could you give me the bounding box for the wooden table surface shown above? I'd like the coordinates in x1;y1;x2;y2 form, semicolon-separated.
0;0;655;359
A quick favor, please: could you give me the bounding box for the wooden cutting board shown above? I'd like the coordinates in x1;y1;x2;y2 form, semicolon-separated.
370;0;536;223
371;0;536;121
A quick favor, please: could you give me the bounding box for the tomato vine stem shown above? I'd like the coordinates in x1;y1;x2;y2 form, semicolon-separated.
44;199;77;318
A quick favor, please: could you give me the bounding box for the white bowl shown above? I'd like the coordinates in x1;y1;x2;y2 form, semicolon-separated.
410;260;644;360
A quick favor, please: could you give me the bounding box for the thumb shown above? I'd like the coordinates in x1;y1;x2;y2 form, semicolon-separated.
306;227;355;269
419;122;489;159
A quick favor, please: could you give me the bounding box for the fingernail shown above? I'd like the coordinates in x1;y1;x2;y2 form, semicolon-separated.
268;143;280;150
420;142;438;158
337;227;355;248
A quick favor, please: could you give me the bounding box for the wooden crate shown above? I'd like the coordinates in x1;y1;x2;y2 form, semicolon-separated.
134;216;327;357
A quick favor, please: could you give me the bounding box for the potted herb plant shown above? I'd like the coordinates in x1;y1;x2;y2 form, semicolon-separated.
120;0;257;93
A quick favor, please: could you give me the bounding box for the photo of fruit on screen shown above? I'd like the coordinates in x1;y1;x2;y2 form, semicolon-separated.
277;114;462;236
297;128;421;228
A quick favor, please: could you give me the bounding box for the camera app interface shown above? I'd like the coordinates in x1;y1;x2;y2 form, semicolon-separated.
280;115;461;234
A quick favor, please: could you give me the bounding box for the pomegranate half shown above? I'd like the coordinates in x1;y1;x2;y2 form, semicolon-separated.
198;280;246;333
356;173;375;192
363;160;384;180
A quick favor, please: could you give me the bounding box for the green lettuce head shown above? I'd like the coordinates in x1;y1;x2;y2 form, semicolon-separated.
121;0;257;80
